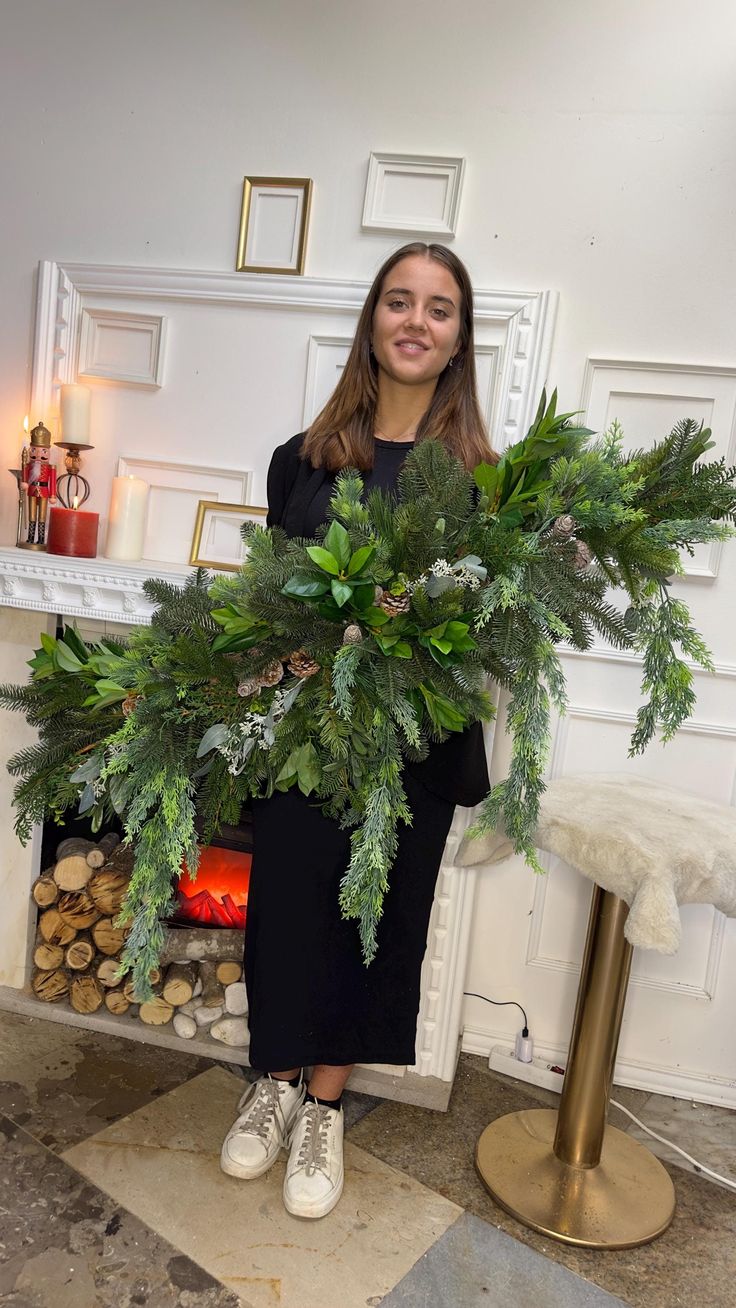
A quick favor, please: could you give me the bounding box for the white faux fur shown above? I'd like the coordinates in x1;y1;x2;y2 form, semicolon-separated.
456;773;736;954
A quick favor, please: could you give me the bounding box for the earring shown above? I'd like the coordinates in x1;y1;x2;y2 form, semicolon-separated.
448;356;455;369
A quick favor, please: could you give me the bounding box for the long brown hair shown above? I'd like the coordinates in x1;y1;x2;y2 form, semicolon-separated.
302;242;498;472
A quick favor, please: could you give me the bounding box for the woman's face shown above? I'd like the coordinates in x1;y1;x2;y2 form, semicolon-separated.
371;255;463;389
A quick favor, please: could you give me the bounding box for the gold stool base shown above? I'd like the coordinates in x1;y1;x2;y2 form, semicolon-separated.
476;1109;675;1250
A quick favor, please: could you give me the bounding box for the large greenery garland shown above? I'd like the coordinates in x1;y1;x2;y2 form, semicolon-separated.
3;391;735;999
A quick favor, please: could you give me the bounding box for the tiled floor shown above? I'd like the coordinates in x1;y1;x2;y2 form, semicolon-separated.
0;1008;734;1308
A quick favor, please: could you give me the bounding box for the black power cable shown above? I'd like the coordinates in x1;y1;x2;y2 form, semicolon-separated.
463;991;529;1037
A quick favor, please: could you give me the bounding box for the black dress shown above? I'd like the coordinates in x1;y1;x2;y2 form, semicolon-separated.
243;436;489;1070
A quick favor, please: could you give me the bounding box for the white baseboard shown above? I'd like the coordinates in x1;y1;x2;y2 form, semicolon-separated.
462;1024;736;1109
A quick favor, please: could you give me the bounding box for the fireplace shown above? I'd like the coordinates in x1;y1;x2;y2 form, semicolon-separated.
28;807;253;1047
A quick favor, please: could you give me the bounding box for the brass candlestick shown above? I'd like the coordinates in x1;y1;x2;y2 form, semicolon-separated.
475;886;676;1249
54;441;94;507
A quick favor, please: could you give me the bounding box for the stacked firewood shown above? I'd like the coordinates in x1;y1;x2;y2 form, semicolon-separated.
30;835;249;1047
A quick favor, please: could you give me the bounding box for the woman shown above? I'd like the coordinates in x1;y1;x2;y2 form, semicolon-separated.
220;242;497;1219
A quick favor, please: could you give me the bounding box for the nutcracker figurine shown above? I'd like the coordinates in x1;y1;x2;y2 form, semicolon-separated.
19;421;57;549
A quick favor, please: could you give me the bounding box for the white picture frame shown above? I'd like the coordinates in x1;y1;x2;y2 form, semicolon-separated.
189;500;267;572
77;309;166;388
303;335;352;426
581;357;736;580
236;176;313;274
116;456;252;565
361;152;465;237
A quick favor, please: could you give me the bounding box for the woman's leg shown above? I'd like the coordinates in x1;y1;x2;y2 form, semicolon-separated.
308;1063;354;1100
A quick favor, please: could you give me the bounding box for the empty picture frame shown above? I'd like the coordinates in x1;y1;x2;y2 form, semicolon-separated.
77;309;166;388
236;176;313;274
190;500;268;571
362;152;465;237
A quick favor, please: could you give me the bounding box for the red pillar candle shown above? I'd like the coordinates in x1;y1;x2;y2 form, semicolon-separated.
46;502;99;557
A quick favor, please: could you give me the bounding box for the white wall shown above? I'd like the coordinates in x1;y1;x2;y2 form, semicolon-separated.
1;0;735;1067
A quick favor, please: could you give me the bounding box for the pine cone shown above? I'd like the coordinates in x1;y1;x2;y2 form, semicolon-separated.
552;514;577;540
121;694;139;717
379;592;411;616
574;541;593;570
373;585;385;604
259;660;284;687
342;623;363;644
237;676;260;698
287;650;320;678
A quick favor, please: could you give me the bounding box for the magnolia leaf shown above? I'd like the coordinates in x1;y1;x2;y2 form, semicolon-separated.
324;520;351;569
306;545;340;575
347;544;375;576
331;578;353;607
282;574;331;598
54;640;84;672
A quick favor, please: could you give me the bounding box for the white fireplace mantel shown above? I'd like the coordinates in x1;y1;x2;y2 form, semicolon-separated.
0;545;192;625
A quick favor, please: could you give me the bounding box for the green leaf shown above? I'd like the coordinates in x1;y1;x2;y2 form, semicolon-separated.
363;606;390;626
196;722;229;757
324;520;351;569
306;545;340;575
473;463;499;499
282;574;331;598
331;578;353;607
392;641;413;659
39;632;57;656
54;640;84;672
347;544;375;576
351;582;376;610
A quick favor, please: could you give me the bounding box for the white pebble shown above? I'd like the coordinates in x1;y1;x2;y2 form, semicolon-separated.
209;1016;249;1047
224;982;248;1016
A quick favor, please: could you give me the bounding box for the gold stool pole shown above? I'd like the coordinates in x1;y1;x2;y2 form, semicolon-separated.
475;885;676;1249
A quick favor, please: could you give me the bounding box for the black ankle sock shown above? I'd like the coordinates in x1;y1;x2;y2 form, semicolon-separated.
306;1090;342;1111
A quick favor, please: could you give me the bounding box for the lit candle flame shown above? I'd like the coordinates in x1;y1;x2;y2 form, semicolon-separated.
23;416;29;433
72;495;79;510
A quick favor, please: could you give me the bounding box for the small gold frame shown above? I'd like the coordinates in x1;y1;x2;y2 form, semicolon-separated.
189;500;267;572
236;176;313;275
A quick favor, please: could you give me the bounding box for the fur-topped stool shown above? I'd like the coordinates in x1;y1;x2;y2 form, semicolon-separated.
457;773;736;1249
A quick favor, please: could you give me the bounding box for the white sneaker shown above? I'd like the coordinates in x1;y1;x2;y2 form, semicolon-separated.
220;1074;305;1180
283;1098;345;1219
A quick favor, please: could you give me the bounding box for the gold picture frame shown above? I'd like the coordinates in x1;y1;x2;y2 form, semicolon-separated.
189;500;267;572
236;176;313;275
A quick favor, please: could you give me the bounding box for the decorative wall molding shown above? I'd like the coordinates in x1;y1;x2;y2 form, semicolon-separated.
581;356;736;580
78;309;167;387
560;642;736;681
31;262;558;456
361;152;465;237
0;545;190;624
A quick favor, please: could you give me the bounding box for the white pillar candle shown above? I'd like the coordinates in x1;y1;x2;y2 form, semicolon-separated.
60;384;91;442
104;475;150;561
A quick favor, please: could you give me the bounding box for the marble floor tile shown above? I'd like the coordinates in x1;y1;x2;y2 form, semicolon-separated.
350;1055;736;1308
62;1065;463;1308
380;1211;628;1308
0;1007;212;1152
0;1113;239;1308
621;1094;736;1191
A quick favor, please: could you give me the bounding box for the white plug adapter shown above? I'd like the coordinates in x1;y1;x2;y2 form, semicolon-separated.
514;1027;534;1063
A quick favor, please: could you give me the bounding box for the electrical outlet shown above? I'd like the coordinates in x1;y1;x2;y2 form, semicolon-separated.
488;1043;565;1094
